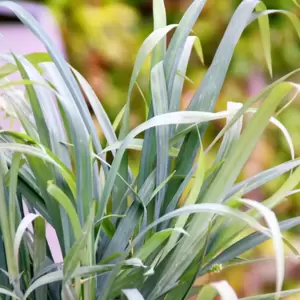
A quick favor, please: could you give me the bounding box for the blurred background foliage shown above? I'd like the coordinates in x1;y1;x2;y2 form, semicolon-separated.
28;0;300;297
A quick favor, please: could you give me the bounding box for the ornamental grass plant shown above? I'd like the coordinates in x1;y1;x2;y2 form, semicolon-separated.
1;0;300;299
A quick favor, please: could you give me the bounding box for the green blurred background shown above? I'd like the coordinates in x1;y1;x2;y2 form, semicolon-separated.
27;0;300;298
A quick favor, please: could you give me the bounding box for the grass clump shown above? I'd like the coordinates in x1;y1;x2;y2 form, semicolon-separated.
0;0;300;299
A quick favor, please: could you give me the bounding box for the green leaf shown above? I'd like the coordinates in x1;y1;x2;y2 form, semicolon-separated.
189;0;263;114
152;0;167;64
151;62;169;220
119;23;178;210
120;24;177;136
250;10;300;40
47;182;82;239
135;228;188;261
282;237;300;256
247;109;295;160
63;202;95;284
147;171;176;206
0;234;9;287
199;217;300;276
122;289;145;300
24;264;118;300
215;102;244;163
293;0;300;8
101;139;179;157
208;170;300;265
0;78;50;90
14;213;42;265
169;36;203;113
99;171;156;265
8;153;22;240
239;199;283;297
0;52;52;79
256;2;272;77
199;102;243;202
0;79;37;139
0;155;17;277
33;217;47;300
227;159;300;199
197;281;238;300
72;68;118;156
161;143;205;259
164;0;207;94
196;285;217;300
1;131;73;254
251;165;300;218
24;270;63;300
113;105;126;132
0;288;21;300
12;54;51;148
135;83;149;118
0;141;75;195
41;63;95;224
206;68;300;157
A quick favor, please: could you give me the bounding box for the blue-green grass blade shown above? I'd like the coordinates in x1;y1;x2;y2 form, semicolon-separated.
151;62;169;220
164;0;207;96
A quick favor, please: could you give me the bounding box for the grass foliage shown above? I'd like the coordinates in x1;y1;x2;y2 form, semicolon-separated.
0;0;300;299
